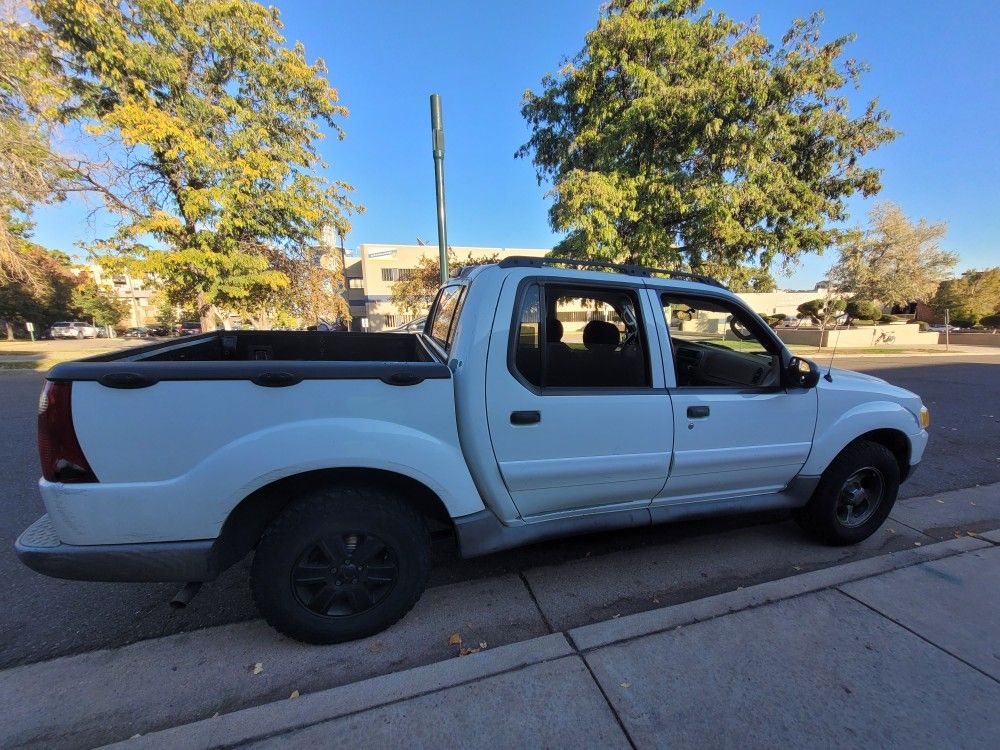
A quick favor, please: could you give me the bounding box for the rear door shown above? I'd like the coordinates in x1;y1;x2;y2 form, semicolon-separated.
485;275;673;518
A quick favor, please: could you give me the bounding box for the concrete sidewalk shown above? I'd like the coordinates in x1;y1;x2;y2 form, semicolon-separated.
114;531;1000;749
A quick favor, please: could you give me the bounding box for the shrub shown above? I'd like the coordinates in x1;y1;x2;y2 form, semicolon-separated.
845;299;881;321
879;314;900;324
980;314;1000;328
853;319;876;326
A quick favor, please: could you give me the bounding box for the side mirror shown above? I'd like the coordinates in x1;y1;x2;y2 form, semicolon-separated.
787;356;820;388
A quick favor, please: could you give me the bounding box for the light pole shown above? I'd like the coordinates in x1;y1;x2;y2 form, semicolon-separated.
430;94;448;285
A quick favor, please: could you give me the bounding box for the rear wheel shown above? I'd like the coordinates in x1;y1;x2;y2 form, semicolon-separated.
251;485;430;643
793;440;900;545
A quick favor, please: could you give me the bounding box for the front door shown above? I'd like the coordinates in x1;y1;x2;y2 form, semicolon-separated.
654;290;818;504
486;278;673;518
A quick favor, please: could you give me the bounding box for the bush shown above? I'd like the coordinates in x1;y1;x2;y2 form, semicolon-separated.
879;314;900;324
845;299;881;321
980;314;1000;328
853;319;876;326
916;321;929;331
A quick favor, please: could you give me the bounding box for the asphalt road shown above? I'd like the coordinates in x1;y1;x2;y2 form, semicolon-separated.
1;354;998;669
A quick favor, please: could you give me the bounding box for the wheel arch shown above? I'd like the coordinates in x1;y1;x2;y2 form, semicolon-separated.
210;467;453;573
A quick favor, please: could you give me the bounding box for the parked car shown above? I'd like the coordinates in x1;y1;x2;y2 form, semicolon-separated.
388;317;426;333
50;321;98;339
176;321;203;336
16;257;930;645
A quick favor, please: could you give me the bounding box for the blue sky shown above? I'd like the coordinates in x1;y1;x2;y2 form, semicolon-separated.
32;0;999;289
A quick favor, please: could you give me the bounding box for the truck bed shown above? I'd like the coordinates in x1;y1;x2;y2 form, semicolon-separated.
48;331;449;387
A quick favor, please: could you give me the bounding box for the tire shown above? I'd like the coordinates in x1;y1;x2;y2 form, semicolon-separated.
793;440;900;545
251;485;430;644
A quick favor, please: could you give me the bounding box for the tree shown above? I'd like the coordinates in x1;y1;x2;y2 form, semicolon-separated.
71;280;129;328
0;1;72;291
830;202;958;307
36;0;362;330
797;297;845;328
518;1;896;287
931;267;1000;326
0;244;78;339
391;250;500;318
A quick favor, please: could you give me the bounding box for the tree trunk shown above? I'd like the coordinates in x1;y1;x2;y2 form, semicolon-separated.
197;293;214;332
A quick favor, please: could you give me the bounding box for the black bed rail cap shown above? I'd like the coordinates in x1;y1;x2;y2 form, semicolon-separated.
495;255;728;289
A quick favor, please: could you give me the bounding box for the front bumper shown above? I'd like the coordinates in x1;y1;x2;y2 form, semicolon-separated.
15;514;218;583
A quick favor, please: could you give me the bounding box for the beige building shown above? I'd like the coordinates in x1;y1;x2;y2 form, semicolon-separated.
83;263;158;327
343;244;548;331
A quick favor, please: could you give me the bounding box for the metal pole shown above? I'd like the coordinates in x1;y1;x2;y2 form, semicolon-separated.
944;308;950;351
430;94;448;284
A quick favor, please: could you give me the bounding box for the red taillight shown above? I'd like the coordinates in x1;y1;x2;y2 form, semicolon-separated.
38;381;98;483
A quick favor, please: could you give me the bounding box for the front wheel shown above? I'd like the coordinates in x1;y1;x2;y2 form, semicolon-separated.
793;440;900;545
251;486;430;644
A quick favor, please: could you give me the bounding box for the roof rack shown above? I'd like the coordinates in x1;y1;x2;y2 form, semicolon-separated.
495;256;728;289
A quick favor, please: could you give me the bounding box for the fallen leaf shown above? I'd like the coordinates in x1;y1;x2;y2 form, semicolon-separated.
620;682;631;689
448;633;462;646
458;646;482;657
612;614;621;619
289;690;300;699
792;566;802;571
368;641;383;654
252;662;264;675
130;734;142;740
479;641;488;649
652;597;659;604
913;542;922;546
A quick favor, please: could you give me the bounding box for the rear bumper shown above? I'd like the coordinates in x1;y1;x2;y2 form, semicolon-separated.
15;514;218;583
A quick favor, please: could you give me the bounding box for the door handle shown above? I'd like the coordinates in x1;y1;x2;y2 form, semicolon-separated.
687;405;710;419
251;371;302;388
510;410;541;425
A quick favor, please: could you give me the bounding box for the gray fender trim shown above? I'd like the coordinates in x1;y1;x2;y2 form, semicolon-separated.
15;515;218;583
453;476;820;559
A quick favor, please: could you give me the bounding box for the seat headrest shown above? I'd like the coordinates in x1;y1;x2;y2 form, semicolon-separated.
583;320;619;349
546;319;564;343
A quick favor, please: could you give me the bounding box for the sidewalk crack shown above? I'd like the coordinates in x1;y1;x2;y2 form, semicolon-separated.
518;571;555;634
835;588;1000;686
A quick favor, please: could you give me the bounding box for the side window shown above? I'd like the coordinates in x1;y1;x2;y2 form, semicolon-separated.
662;293;781;388
511;283;650;389
428;285;465;352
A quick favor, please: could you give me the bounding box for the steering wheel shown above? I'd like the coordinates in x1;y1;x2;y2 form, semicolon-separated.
728;315;755;341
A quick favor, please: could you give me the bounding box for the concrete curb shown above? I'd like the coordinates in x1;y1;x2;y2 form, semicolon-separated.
120;532;996;749
568;534;991;651
978;529;1000;544
109;633;574;749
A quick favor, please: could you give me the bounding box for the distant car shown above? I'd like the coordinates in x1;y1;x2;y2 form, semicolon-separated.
176;322;202;336
123;327;156;338
50;321;98;339
389;317;426;333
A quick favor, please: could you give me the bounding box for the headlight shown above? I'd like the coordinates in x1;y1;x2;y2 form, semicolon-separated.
919;406;930;429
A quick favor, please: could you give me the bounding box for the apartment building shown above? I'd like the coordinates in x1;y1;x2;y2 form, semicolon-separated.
343;244;548;331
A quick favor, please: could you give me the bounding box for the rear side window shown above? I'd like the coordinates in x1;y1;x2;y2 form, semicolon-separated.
427;285;466;352
511;283;651;389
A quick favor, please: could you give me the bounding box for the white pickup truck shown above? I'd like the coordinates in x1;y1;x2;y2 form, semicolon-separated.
16;257;930;643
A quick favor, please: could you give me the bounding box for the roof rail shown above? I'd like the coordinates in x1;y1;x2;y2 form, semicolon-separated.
495;256;728;289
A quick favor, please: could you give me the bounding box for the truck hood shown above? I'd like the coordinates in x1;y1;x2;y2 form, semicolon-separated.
819;367;924;417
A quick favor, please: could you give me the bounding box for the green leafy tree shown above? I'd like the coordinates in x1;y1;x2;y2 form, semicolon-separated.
0;245;78;339
797;297;845;328
518;0;896;287
36;0;362;330
830;202;958;307
0;1;73;291
391;250;500;318
71;280;129;328
931;267;1000;326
